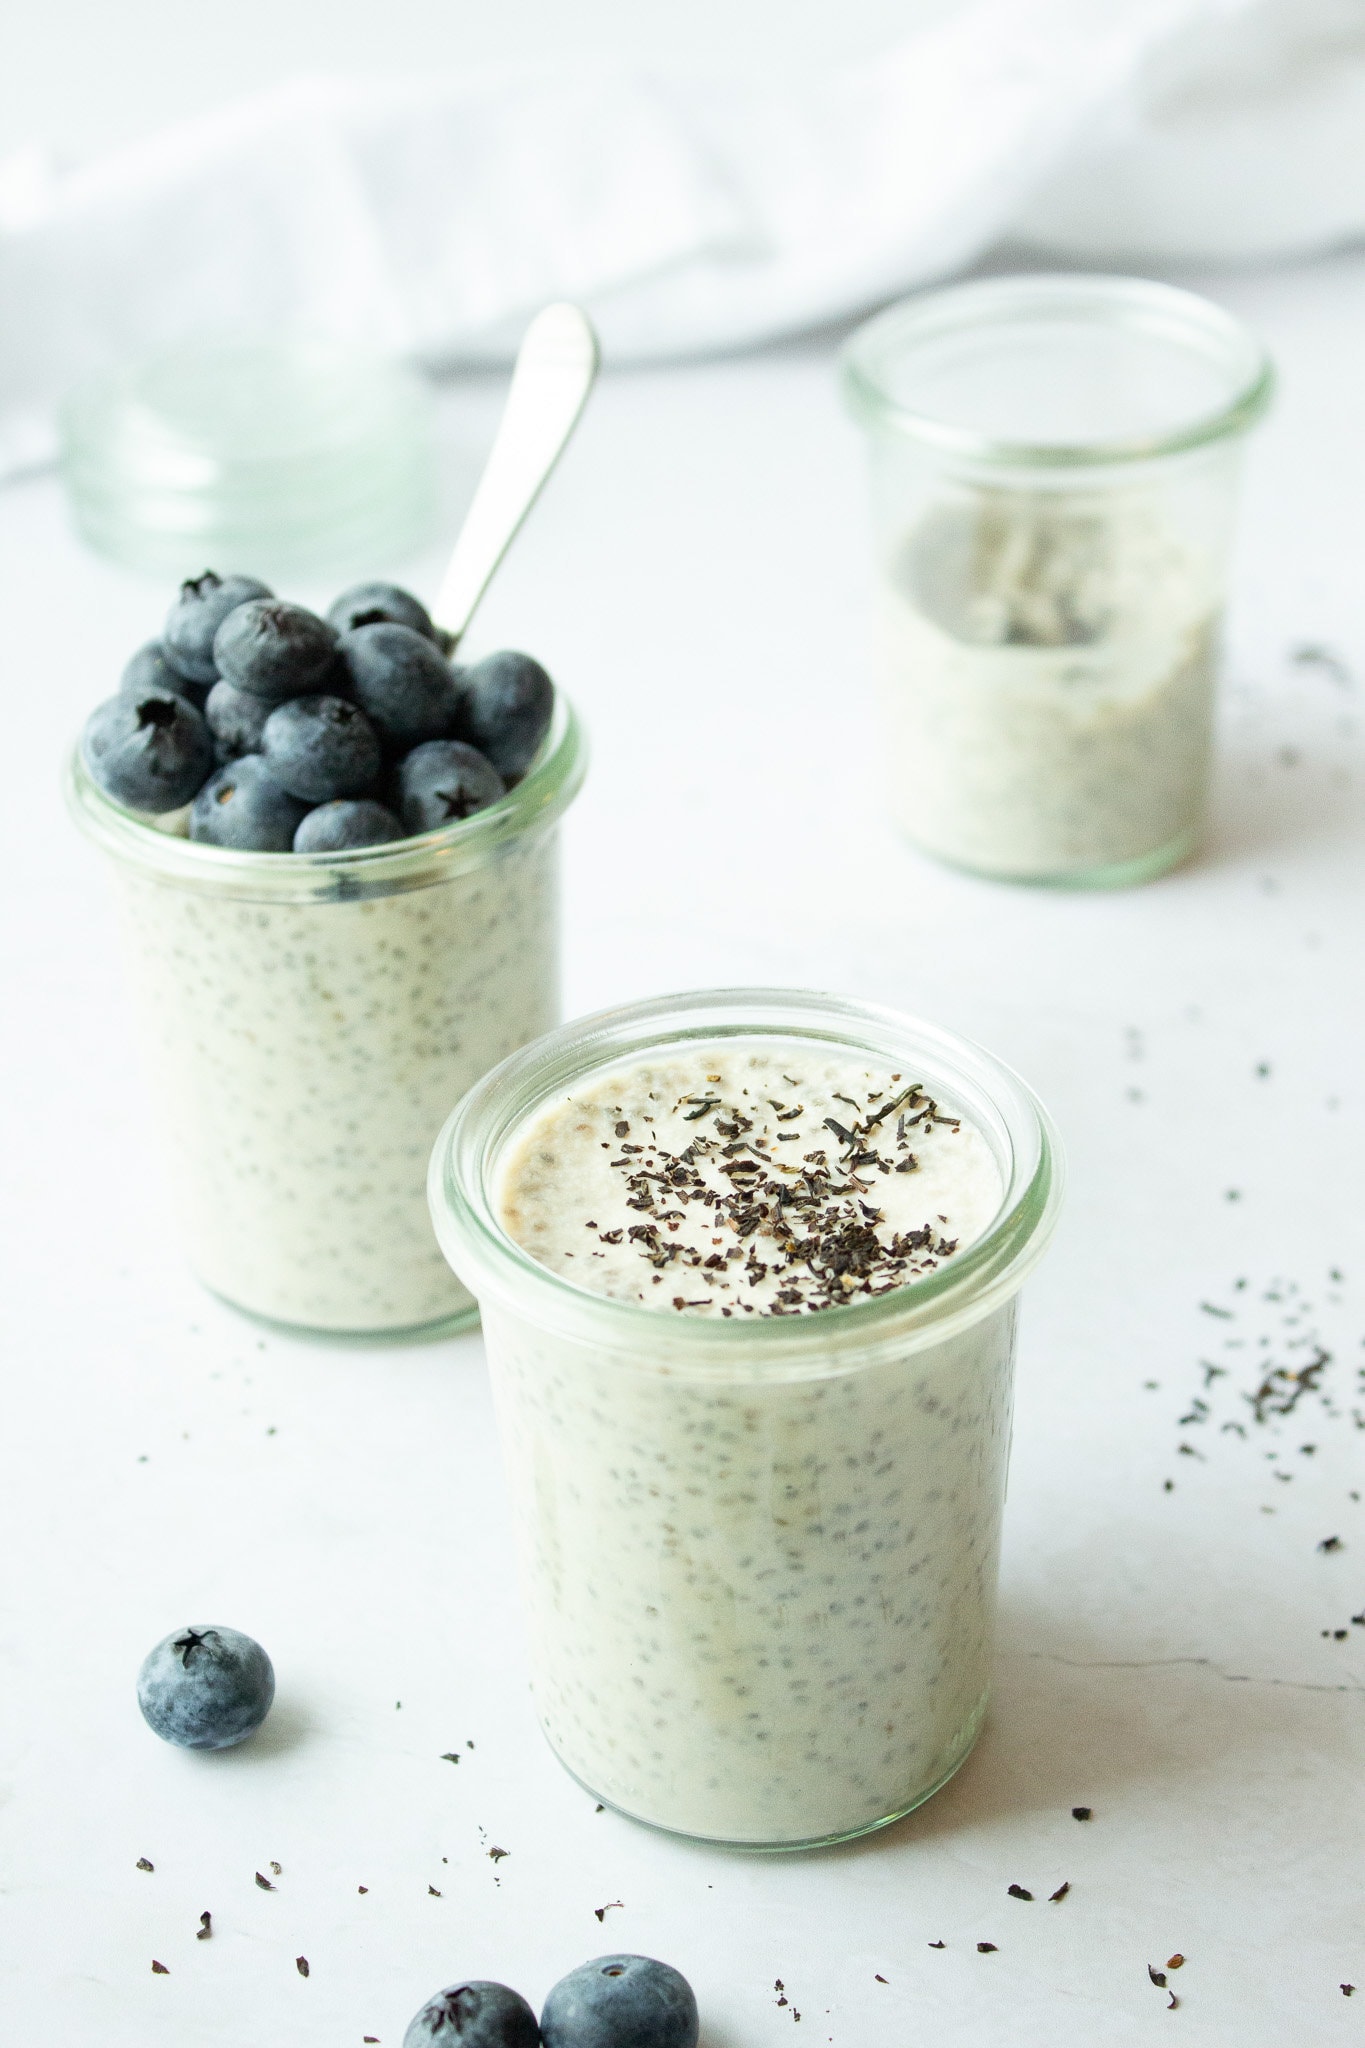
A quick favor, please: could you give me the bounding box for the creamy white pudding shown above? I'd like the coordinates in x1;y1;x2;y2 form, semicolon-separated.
878;490;1221;883
471;1032;1018;1844
117;838;557;1332
497;1042;1002;1316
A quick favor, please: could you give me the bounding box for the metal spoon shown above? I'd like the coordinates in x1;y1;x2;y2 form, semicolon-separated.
433;302;600;650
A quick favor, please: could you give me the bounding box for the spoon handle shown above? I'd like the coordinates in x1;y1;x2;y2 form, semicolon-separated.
434;303;600;649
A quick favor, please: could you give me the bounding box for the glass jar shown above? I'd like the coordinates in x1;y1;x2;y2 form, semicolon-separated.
60;339;437;581
68;696;585;1339
842;275;1273;887
428;987;1061;1848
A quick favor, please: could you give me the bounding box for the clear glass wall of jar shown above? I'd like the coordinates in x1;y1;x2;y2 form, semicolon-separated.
428;988;1061;1848
843;276;1273;887
68;696;585;1338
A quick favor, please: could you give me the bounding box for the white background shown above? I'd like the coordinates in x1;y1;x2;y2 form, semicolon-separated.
2;5;1365;2046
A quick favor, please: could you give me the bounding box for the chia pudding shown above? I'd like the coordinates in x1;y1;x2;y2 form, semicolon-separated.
878;489;1220;882
843;275;1273;887
70;695;584;1335
428;991;1060;1846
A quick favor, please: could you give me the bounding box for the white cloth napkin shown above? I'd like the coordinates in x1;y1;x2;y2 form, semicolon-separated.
2;0;1363;480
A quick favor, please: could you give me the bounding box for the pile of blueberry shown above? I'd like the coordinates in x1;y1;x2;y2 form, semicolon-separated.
81;571;555;852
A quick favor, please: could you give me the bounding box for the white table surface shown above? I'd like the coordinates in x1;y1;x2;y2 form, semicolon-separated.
3;250;1364;2047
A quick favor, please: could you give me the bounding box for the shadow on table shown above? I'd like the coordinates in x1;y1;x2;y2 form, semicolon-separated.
806;1592;1353;1865
210;1692;313;1761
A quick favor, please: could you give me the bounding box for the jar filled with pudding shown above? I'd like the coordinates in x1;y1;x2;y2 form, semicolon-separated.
843;275;1273;888
429;987;1061;1848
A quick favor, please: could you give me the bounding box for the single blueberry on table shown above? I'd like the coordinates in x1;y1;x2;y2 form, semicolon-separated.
137;1625;274;1750
261;693;382;801
455;650;554;783
205;678;273;762
190;755;309;851
541;1956;698;2048
327;580;437;641
294;797;403;853
163;571;272;684
213;600;338;702
120;640;207;709
339;622;461;751
399;740;505;833
403;1980;540;2048
82;690;215;813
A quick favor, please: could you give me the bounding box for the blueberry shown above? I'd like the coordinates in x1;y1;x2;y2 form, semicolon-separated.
398;740;505;832
82;690;215;813
190;755;309;851
327;581;437;642
454;651;554;783
163;571;273;684
261;694;382;801
214;600;338;702
339;623;461;751
137;1625;274;1750
403;1980;540;2048
541;1957;698;2048
205;678;272;762
121;640;208;710
294;798;403;853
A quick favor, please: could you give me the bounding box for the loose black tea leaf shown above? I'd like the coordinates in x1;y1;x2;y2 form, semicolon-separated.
196;1911;212;1940
151;1960;169;1975
254;1872;276;1891
1049;1883;1071;1903
977;1942;998;1954
1072;1806;1093;1821
1007;1884;1033;1901
296;1956;310;1978
136;1857;154;1872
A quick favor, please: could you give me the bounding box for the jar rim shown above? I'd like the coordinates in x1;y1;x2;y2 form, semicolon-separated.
66;691;586;901
428;987;1063;1378
841;273;1274;469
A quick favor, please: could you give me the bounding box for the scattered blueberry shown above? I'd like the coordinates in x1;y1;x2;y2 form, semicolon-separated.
136;1625;275;1750
399;740;505;832
82;690;216;812
120;640;206;709
456;650;554;783
163;571;273;684
294;798;403;853
190;755;309;851
327;581;438;642
205;678;273;762
541;1957;699;2048
403;1981;541;2048
340;623;461;750
261;694;382;801
214;600;338;702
